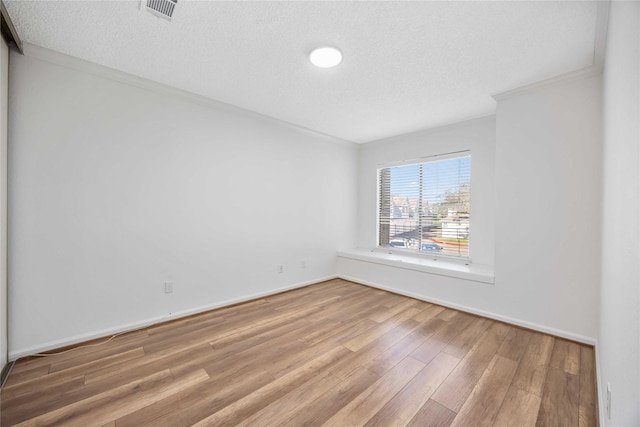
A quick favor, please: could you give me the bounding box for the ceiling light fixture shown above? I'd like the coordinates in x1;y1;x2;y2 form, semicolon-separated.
309;46;343;68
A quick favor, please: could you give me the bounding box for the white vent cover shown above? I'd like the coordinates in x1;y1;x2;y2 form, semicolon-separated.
142;0;177;21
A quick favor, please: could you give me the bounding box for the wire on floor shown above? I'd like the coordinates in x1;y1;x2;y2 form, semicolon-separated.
28;314;172;358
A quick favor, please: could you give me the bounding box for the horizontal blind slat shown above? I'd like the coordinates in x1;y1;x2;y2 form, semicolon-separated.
378;153;471;258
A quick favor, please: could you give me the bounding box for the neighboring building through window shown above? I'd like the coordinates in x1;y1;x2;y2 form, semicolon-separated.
378;151;471;258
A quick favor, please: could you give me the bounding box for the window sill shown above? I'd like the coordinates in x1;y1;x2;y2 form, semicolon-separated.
337;248;495;284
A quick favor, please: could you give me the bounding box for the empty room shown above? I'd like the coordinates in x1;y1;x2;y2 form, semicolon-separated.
0;0;638;426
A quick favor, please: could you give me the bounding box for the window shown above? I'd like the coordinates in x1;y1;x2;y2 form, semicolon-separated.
378;151;471;259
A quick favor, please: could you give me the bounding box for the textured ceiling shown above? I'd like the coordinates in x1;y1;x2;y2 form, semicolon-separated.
5;1;599;143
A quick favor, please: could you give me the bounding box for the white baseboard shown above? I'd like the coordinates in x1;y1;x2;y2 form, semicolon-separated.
11;272;596;359
9;275;338;361
338;274;597;345
594;341;606;426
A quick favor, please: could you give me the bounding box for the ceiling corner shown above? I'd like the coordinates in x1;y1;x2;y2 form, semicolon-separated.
593;0;610;71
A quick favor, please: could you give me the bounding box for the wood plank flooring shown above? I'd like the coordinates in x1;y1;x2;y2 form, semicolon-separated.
1;279;597;426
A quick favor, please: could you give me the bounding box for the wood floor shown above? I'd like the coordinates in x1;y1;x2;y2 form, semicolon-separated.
1;279;597;426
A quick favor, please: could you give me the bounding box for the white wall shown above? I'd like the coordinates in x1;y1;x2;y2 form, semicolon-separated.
493;74;602;341
599;1;640;425
8;49;358;358
0;37;8;370
356;116;496;267
340;74;602;343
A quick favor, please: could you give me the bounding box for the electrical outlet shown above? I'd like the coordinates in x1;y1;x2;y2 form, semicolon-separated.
607;383;612;419
164;282;174;293
278;265;284;274
300;260;306;269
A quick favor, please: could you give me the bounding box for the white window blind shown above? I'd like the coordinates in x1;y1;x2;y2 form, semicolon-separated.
378;152;471;258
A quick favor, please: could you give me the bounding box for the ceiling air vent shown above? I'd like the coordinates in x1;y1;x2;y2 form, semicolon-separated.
143;0;177;21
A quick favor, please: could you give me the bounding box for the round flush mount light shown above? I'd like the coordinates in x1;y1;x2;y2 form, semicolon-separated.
309;46;343;68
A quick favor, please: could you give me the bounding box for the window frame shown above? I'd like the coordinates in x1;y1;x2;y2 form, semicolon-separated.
376;150;472;263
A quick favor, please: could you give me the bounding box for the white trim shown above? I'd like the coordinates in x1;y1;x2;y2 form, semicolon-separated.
10;271;598;364
337;273;596;345
9;275;337;361
372;246;471;265
492;1;609;102
366;114;496;146
377;149;471;168
491;66;602;102
338;249;494;284
593;1;610;71
0;1;23;54
0;35;7;372
19;43;354;146
594;340;606;426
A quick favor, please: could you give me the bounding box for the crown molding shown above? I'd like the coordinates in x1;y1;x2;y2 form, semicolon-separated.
0;0;22;53
493;1;609;102
491;66;601;102
593;0;610;72
20;42;355;146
